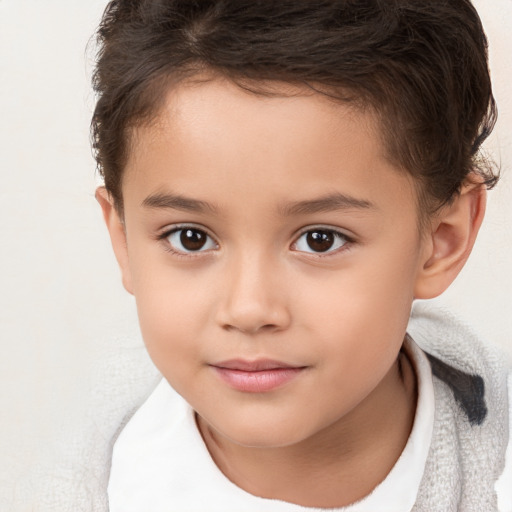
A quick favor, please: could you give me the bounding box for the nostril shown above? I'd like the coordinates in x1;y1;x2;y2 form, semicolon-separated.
222;322;279;334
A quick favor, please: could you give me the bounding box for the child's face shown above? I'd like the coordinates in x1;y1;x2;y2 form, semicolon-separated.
113;78;431;448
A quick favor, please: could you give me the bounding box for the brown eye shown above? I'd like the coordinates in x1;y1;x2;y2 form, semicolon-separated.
167;227;217;253
306;230;334;252
294;228;348;254
181;229;207;250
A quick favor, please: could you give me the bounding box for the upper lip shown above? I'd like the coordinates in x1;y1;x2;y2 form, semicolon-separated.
212;359;303;371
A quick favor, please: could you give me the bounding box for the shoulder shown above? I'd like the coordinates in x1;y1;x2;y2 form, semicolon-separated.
408;302;510;385
408;302;509;439
408;303;511;511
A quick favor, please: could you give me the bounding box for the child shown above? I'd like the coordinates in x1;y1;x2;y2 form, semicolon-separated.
92;0;511;510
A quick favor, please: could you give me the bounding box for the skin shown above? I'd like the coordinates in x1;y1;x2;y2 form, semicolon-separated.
98;77;486;507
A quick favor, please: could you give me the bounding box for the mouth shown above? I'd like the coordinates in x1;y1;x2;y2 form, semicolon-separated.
210;359;307;393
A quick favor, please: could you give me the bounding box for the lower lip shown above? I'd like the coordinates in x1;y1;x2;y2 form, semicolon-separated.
212;367;305;393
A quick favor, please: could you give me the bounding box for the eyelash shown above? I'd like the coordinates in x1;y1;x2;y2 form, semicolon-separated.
157;224;354;258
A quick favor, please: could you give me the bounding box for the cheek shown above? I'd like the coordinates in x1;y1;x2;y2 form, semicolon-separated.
130;261;211;374
297;245;419;367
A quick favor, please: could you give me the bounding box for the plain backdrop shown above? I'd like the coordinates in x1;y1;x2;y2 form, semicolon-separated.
0;0;511;508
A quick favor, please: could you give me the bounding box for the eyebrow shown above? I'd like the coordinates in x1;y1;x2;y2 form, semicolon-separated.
279;193;375;216
142;192;218;214
141;191;375;216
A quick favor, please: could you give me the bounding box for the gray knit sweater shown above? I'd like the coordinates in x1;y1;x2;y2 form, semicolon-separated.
409;307;510;511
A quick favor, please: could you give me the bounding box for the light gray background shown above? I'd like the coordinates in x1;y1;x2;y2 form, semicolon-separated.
0;0;511;507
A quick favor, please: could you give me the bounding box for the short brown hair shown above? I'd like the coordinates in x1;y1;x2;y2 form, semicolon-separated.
91;0;498;215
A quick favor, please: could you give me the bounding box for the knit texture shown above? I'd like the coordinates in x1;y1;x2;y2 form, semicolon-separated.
409;305;509;512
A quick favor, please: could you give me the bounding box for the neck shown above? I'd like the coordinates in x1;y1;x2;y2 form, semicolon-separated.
197;350;417;508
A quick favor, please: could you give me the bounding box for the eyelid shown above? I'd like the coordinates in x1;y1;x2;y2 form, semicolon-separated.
157;222;215;239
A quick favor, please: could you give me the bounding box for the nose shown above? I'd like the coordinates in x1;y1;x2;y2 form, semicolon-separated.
216;252;291;335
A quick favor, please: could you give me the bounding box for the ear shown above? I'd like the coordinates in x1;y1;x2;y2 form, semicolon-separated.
414;180;486;299
95;187;134;295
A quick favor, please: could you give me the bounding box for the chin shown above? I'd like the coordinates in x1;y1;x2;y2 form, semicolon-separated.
213;416;313;449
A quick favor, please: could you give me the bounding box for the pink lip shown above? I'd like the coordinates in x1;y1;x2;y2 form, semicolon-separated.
211;359;306;393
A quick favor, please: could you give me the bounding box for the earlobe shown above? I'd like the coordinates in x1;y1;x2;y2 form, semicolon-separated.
95;187;134;295
414;181;486;299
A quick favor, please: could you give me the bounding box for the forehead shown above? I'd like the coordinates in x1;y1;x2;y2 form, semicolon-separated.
123;78;418;220
127;76;375;165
